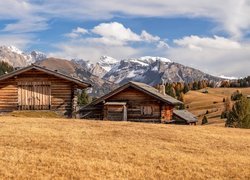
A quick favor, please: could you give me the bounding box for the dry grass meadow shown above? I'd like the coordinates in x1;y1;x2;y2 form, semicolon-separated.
0;115;249;179
184;87;250;125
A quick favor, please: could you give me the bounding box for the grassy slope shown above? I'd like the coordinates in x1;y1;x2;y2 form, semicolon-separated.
0;117;249;179
184;87;250;125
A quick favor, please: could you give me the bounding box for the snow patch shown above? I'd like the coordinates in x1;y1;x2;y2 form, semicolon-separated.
219;75;238;80
7;46;23;55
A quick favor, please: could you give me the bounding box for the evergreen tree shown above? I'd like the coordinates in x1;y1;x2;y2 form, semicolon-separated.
0;61;14;75
165;84;176;98
231;90;242;101
202;116;208;125
183;83;189;94
193;81;198;90
226;96;250;128
77;89;91;105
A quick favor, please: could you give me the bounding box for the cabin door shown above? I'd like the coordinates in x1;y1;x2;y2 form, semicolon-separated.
104;103;127;121
18;82;51;110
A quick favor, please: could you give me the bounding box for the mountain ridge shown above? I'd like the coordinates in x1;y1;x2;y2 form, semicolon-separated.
0;45;224;96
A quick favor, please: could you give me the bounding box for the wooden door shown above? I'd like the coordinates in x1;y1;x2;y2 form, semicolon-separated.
18;82;51;110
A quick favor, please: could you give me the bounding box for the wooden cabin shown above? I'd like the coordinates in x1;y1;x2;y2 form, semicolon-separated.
0;64;91;117
81;81;183;123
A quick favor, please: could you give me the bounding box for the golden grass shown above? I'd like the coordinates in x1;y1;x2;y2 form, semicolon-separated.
184;88;250;125
0;117;249;179
6;110;63;118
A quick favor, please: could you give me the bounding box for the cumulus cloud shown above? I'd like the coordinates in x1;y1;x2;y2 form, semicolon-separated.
1;1;249;39
65;27;88;38
174;35;241;50
54;22;168;61
92;22;141;43
168;35;250;77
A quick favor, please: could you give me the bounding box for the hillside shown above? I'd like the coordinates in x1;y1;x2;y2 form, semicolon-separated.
184;87;250;125
0;117;249;179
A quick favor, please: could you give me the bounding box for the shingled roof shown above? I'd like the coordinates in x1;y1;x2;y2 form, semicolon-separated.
90;81;182;106
0;64;91;88
173;110;198;123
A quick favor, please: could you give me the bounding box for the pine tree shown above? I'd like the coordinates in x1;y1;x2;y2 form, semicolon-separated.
202;116;208;125
226;96;250;128
183;83;190;94
193;81;198;90
165;84;176;98
0;61;14;75
77;89;91;105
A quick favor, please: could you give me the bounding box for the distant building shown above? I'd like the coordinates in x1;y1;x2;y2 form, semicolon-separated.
81;81;197;125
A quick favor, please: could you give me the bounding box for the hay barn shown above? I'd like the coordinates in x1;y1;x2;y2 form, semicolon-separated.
0;64;91;117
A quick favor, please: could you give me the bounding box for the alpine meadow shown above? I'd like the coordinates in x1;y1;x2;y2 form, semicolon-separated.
0;0;250;179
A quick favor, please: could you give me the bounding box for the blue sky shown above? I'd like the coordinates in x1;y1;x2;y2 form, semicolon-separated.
0;0;250;77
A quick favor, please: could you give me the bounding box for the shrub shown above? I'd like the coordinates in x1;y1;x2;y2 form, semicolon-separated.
202;116;208;125
221;111;229;119
231;90;242;101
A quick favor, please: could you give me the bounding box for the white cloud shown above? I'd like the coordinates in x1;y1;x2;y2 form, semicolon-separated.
174;35;241;50
36;0;250;39
65;27;88;38
2;18;48;33
50;43;140;62
168;35;250;77
0;1;249;39
0;34;34;49
141;30;160;42
51;22;166;62
92;22;141;43
157;41;169;49
56;22;168;61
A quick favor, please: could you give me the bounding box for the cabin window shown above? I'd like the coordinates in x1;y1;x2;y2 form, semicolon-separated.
142;106;153;115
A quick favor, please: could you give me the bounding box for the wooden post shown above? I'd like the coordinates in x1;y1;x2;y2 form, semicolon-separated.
123;105;127;121
71;85;78;118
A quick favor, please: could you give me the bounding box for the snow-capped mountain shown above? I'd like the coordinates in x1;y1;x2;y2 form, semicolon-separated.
0;45;222;96
30;51;47;62
102;56;220;85
91;56;119;78
98;56;119;72
0;46;47;67
71;58;93;71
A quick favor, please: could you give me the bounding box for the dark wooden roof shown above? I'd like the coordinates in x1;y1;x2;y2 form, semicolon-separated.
0;64;91;88
173;110;198;123
90;81;183;106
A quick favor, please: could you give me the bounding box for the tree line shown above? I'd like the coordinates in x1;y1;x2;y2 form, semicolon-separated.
220;76;250;87
162;80;215;101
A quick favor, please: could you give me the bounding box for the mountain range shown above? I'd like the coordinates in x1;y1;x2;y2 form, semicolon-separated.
0;45;222;96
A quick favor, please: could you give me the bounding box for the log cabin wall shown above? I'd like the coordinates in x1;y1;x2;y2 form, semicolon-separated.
0;77;18;112
102;87;165;122
0;69;75;117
